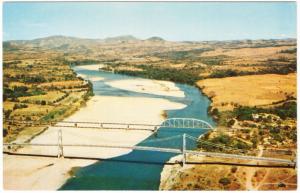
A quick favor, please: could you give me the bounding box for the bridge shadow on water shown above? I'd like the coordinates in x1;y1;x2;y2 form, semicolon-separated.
60;128;206;190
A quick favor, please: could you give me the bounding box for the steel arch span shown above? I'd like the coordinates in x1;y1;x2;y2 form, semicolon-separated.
160;118;213;130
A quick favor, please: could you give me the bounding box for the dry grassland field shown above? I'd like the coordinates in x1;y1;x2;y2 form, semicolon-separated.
197;73;296;111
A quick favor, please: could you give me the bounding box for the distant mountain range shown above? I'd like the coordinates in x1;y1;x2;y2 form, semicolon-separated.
5;35;165;44
3;35;168;51
3;34;296;53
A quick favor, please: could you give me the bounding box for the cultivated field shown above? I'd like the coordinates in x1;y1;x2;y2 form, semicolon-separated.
3;55;93;142
197;73;296;111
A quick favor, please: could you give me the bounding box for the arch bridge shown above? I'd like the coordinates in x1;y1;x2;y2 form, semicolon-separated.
160;118;213;130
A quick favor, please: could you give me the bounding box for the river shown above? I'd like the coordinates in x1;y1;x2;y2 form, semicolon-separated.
59;66;215;190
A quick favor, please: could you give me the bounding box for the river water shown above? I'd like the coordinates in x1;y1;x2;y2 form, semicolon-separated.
60;67;215;190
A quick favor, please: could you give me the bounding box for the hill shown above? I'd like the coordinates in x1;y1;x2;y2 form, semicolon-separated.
146;36;165;42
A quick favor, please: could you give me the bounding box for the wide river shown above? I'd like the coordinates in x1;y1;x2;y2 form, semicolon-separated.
60;66;215;190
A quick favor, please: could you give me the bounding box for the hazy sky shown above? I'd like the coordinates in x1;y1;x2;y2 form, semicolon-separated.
3;2;297;41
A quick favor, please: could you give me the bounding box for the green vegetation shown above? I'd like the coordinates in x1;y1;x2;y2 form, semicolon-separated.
197;133;251;153
259;62;296;75
4;109;13;119
13;103;28;110
199;55;229;66
115;65;200;85
211;101;297;146
233;101;296;121
279;48;297;54
219;178;231;186
3;128;8;137
209;69;241;78
208;61;296;78
23;75;47;83
5;74;47;83
65;59;102;66
3;60;21;67
3;86;46;101
241;42;296;49
84;80;94;100
41;108;67;122
152;48;213;61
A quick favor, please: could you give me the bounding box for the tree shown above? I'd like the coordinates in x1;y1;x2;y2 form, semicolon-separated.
4;110;12;119
251;137;258;148
231;166;238;173
219;178;231;186
211;108;219;116
227;119;236;127
3;128;8;137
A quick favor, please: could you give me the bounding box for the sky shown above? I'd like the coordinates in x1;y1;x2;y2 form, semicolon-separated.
3;1;297;41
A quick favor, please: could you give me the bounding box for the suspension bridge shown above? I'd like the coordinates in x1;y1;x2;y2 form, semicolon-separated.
3;118;296;167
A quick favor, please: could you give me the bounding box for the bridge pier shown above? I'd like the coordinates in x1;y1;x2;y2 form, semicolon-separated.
57;129;64;158
182;133;186;166
153;126;158;137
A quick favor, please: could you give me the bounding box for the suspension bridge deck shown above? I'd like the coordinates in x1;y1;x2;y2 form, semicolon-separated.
3;135;296;166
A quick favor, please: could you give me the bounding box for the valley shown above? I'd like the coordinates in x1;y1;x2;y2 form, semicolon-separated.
3;35;297;190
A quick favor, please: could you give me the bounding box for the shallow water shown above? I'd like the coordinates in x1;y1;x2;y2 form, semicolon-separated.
60;67;215;190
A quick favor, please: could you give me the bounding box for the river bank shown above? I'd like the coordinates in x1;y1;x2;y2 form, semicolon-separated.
3;66;187;190
159;73;297;190
59;68;215;190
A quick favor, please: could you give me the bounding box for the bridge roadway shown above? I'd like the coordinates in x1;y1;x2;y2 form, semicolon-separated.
5;118;213;130
5;120;158;131
3;142;295;166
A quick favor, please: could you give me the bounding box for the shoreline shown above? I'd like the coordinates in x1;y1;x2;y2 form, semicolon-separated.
3;65;187;190
75;64;105;71
159;154;205;190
